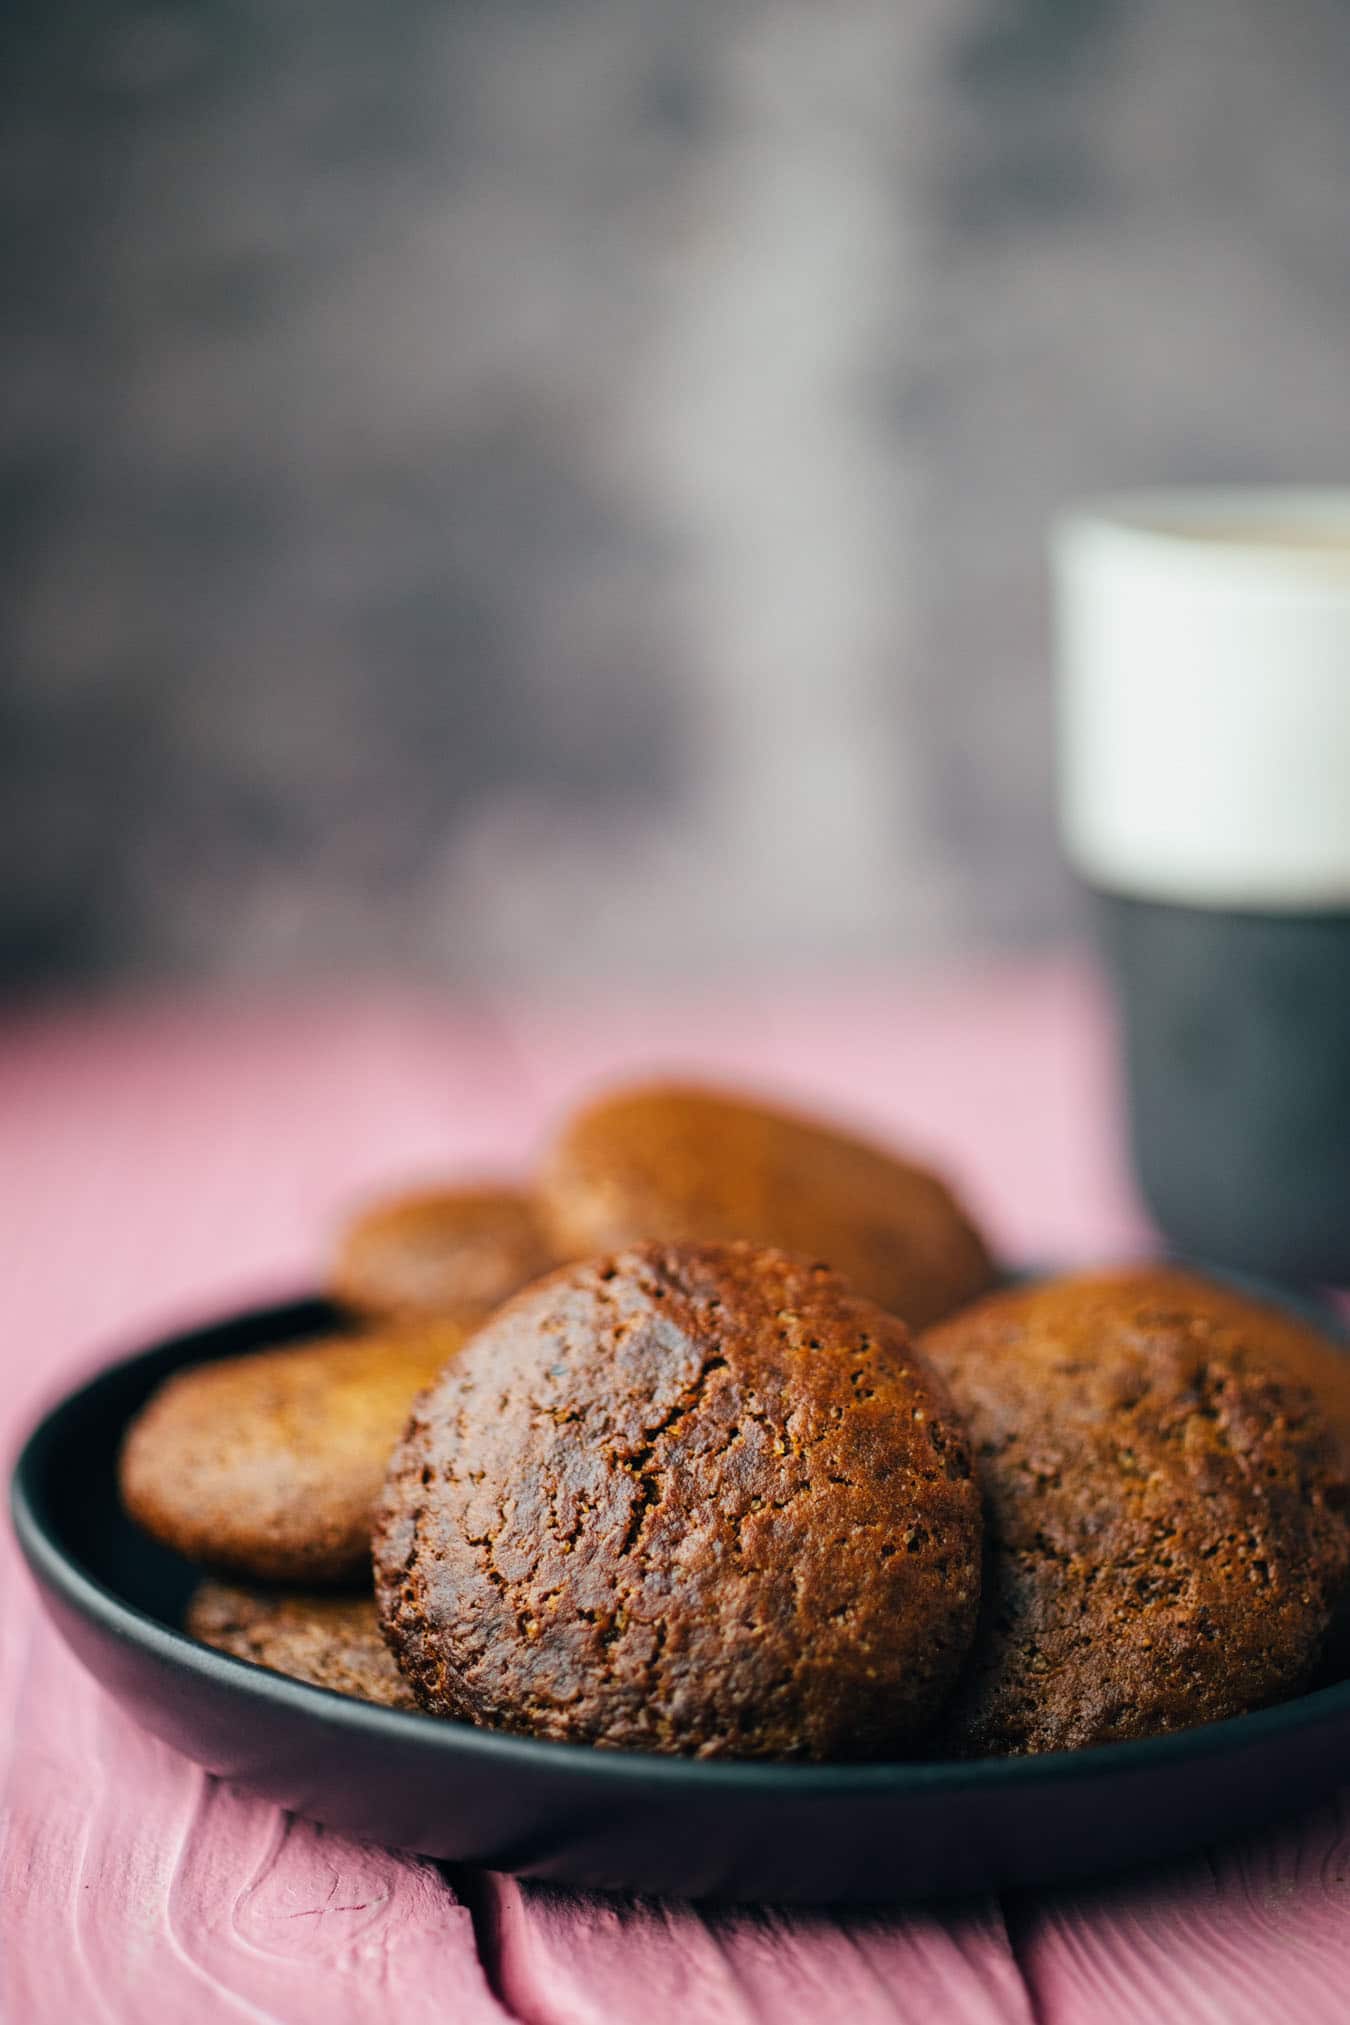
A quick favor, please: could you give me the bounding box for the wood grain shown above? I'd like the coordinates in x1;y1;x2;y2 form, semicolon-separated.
1012;1797;1350;2024
1;1599;505;2024
2;970;1345;2023
487;1878;1033;2024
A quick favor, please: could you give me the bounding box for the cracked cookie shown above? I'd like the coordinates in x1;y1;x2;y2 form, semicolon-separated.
921;1272;1350;1756
121;1324;464;1584
333;1184;556;1326
537;1082;995;1332
374;1240;982;1759
187;1579;418;1709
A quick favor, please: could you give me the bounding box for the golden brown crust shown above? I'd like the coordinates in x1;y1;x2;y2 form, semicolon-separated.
333;1185;556;1325
120;1326;465;1584
537;1082;995;1332
921;1271;1350;1756
1064;1267;1350;1476
186;1580;418;1709
374;1240;982;1760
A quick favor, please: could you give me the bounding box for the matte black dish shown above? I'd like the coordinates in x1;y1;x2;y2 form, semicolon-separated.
13;1289;1350;1906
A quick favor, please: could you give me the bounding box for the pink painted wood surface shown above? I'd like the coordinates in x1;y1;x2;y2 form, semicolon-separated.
2;962;1346;2024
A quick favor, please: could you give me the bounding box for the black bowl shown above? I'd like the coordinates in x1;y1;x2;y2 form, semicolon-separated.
12;1289;1350;1906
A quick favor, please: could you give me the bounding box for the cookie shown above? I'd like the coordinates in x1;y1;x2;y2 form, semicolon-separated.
121;1325;464;1584
186;1580;418;1710
374;1240;982;1760
334;1184;555;1325
921;1272;1350;1756
537;1082;994;1331
1070;1266;1350;1475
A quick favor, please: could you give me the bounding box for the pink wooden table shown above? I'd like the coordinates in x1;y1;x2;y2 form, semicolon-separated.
5;960;1350;2023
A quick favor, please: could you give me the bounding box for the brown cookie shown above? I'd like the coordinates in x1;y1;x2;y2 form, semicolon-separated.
374;1240;982;1760
186;1580;418;1710
921;1272;1350;1756
333;1184;556;1326
537;1082;994;1331
1068;1266;1350;1477
121;1325;464;1585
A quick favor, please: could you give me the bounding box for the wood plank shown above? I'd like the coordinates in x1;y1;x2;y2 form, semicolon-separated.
0;994;523;2024
1014;1798;1350;2024
487;1878;1033;2025
0;1587;506;2024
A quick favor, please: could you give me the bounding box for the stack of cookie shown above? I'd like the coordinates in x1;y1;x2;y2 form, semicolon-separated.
119;1081;1350;1760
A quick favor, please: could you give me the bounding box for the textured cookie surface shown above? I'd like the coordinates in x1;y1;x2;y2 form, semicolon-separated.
187;1580;418;1709
375;1240;981;1759
334;1185;555;1324
121;1327;463;1584
1077;1267;1350;1477
538;1083;994;1331
921;1272;1350;1756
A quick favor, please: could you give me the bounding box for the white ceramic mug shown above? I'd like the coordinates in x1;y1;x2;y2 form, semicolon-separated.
1053;491;1350;1283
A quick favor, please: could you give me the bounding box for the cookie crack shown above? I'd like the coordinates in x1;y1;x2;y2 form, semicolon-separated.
616;1349;729;1557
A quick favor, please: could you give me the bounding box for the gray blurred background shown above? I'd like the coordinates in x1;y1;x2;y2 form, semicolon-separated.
4;0;1349;999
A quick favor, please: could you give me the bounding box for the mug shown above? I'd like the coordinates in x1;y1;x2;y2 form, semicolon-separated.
1053;492;1350;1286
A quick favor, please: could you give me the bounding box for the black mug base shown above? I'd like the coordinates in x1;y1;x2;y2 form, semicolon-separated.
1095;891;1350;1288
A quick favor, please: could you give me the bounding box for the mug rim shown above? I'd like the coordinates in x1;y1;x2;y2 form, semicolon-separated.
1054;489;1350;587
